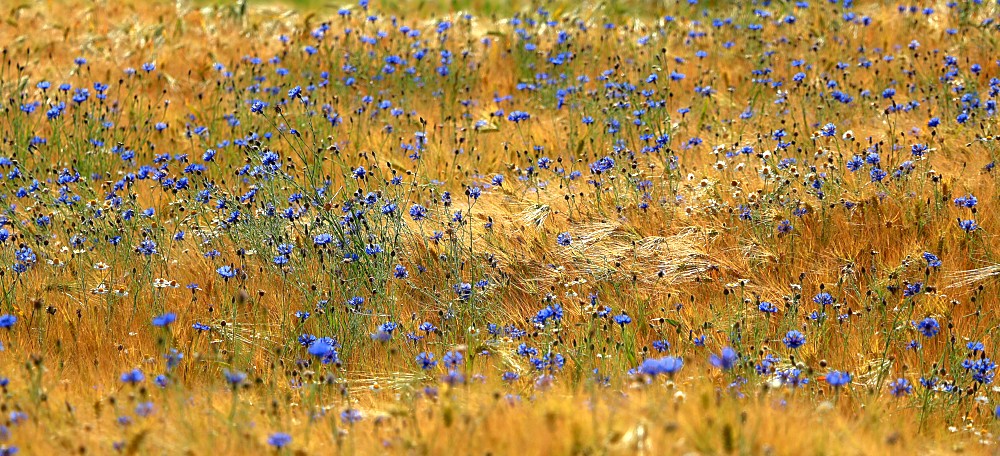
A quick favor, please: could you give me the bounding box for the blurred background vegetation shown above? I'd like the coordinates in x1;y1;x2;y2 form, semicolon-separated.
200;0;681;19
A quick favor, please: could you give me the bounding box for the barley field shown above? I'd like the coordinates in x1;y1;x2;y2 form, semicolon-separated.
0;0;999;454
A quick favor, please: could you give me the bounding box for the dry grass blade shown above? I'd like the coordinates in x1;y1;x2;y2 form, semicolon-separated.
945;264;1000;289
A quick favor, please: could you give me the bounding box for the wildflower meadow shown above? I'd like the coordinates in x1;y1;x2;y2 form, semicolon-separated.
0;0;999;453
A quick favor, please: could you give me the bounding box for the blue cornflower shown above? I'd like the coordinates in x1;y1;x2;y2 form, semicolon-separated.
922;252;941;268
756;354;780;375
963;358;997;384
442;351;463;368
152;313;176;327
846;155;864;172
556;232;572;246
709;347;738;370
378;321;397;334
758;302;778;313
453;282;473;301
164;349;183;370
120;369;144;384
516;343;538;357
216;265;237;279
777;369;809;388
776;219;793;234
590;156;615;174
913;317;939;337
298;334;317;347
825;370;851;388
889;378;912;397
409;204;428;221
911;144;930;157
341;409;363;424
268;433;292;449
870;167;887;182
0;315;16;329
369;331;391;343
636;356;684;377
954;194;978;208
307;339;339;364
224;369;247;386
136;239;157;256
613;313;632;327
813;292;834;306
782;330;806;349
416;352;437;370
507;111;530;122
419;322;437;333
346;296;364;308
531;303;563;325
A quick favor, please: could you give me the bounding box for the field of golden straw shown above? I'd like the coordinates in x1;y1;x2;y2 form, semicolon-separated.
0;0;999;454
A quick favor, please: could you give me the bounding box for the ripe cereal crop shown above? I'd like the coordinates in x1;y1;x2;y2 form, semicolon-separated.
0;0;999;454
